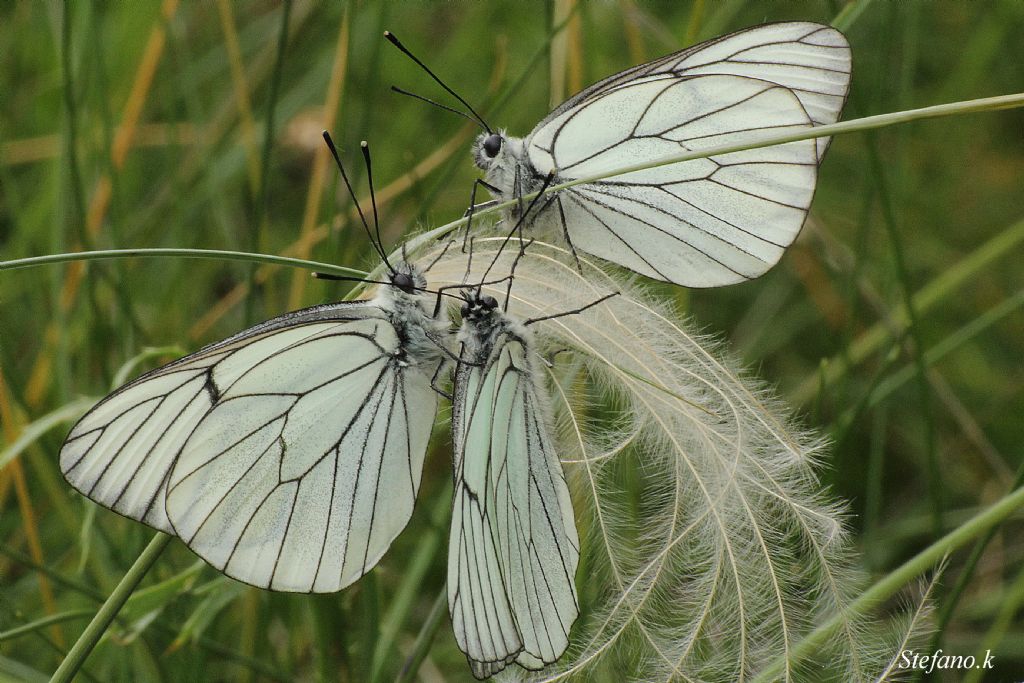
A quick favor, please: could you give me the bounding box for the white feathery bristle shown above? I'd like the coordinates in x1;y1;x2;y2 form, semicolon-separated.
420;238;911;682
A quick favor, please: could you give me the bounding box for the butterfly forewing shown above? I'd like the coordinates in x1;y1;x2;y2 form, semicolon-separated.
57;307;366;534
61;356;225;532
165;313;439;592
534;22;850;160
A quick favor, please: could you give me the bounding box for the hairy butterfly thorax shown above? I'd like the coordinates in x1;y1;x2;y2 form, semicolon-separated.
378;261;449;366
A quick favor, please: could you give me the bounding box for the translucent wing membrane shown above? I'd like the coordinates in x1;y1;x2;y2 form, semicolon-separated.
61;354;224;533
61;296;441;592
60;302;378;533
530;74;818;286
499;22;851;287
450;323;579;678
535;22;850;160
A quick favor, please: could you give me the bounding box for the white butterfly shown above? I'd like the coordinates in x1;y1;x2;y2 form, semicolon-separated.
449;288;580;678
390;22;851;287
476;22;851;287
60;261;449;592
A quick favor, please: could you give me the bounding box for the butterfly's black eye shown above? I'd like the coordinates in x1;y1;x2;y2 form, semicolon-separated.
482;134;502;158
392;271;416;294
482;295;498;310
460;304;470;318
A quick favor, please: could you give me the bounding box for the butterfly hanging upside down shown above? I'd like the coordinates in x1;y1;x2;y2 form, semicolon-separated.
389;21;851;288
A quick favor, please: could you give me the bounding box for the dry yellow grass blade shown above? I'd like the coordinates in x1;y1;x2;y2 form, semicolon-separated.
286;5;351;310
187;122;478;341
217;0;260;193
25;0;181;408
0;370;63;646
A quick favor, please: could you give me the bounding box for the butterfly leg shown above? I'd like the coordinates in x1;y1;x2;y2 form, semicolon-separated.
428;358;453;401
461;179;501;216
461;179;502;252
555;196;584;273
542;347;573;367
523;290;618;326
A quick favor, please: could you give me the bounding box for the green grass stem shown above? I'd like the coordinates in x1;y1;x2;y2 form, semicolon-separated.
49;533;173;683
0;248;366;278
753;482;1024;682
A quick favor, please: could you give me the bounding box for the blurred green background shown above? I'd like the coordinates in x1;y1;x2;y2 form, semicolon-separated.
2;1;1023;681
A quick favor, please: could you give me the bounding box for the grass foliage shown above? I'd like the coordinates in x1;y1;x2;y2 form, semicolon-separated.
2;1;1024;681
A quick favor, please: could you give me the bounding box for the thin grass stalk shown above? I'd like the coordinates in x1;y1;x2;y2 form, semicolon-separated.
0;611;96;643
752;483;1024;682
1;376;65;647
0;249;366;278
792;216;1024;403
398;93;1024;268
842;289;1024;427
49;533;173;683
248;0;292;326
832;0;878;32
216;0;260;193
187;121;478;340
370;480;453;683
865;134;941;539
26;0;181;409
287;3;350;309
916;462;1024;682
961;563;1024;683
405;0;583;230
394;588;447;683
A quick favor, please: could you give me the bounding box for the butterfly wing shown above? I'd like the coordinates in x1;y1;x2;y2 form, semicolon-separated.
60;302;378;534
536;22;850;160
524;22;850;287
62;300;440;593
450;329;579;678
163;307;440;592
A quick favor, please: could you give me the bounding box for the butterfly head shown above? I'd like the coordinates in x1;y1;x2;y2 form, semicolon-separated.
473;130;529;201
473;130;504;169
459;291;500;325
388;261;428;295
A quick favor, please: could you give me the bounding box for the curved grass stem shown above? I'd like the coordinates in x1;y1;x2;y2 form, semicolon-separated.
0;248;366;278
752;483;1024;682
49;533;173;683
400;91;1024;254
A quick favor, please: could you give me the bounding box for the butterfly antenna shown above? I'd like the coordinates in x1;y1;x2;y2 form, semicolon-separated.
384;31;492;134
503;236;535;311
360;141;394;272
422;239;454;274
523;291;619;326
313;271;467;303
312;273;392;285
322;132;393;274
464;235;475;289
390;86;486;130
